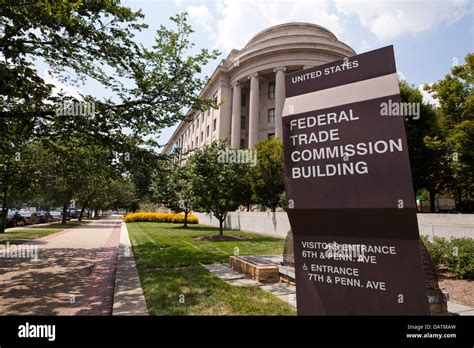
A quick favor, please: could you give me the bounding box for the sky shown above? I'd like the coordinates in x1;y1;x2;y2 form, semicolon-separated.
39;0;474;147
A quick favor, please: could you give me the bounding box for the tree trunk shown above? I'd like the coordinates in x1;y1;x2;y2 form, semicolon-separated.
457;187;463;213
94;209;98;218
183;210;188;228
61;203;68;224
0;175;9;234
219;218;223;236
429;190;437;213
78;201;88;222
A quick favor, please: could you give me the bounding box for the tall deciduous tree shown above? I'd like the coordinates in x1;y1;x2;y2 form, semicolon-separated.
401;80;450;212
0;2;219;231
425;54;474;212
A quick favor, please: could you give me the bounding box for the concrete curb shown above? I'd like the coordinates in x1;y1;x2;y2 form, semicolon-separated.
448;301;474;316
112;222;149;316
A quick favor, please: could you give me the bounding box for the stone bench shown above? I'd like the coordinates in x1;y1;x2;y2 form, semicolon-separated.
229;256;280;283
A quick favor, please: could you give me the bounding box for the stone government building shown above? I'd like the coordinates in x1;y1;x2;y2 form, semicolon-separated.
162;22;356;156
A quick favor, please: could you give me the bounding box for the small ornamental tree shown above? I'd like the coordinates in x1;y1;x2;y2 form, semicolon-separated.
189;141;250;235
150;159;196;227
250;138;285;211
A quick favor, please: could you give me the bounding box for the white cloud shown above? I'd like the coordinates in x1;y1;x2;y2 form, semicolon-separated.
186;4;214;33
211;0;344;53
334;0;471;42
180;0;471;56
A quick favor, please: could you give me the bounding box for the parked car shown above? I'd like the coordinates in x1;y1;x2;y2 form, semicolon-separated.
20;211;40;225
69;209;80;219
36;211;51;223
3;210;27;228
49;211;62;222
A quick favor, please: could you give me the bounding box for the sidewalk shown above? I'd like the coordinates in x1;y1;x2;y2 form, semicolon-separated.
0;216;122;315
205;263;474;315
112;222;148;315
447;301;474;316
5;220;65;232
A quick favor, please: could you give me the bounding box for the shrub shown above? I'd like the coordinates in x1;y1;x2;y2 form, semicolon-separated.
444;238;474;279
123;212;198;224
421;235;474;279
421;235;450;265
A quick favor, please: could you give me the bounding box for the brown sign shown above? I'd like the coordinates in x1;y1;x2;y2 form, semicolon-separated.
282;46;429;315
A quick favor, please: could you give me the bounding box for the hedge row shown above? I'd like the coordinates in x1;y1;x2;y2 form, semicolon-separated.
124;212;199;224
421;235;474;279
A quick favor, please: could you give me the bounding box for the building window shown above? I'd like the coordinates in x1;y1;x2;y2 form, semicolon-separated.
268;82;275;99
201;131;203;142
213;118;217;131
196;136;198;145
241;94;246;107
206;125;210;137
268;108;275;123
197;118;199;128
241;116;246;130
268;132;275;139
240;139;245;149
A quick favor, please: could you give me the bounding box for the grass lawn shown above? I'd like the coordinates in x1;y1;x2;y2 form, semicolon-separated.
0;221;89;245
127;222;297;315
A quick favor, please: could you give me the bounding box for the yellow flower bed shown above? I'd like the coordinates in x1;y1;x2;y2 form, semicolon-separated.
123;212;199;224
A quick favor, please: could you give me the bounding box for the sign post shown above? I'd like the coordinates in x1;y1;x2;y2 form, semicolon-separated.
282;46;429;315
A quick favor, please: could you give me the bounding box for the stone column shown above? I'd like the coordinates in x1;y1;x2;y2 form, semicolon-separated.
248;73;259;148
274;66;286;139
230;82;241;148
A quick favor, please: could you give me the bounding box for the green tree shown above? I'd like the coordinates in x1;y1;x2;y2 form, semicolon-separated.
0;3;219;231
400;80;450;212
108;178;138;214
150;158;196;227
33;137;112;223
425;54;474;212
189;141;250;235
250;138;285;211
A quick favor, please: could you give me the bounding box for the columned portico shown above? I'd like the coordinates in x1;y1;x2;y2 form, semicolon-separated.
274;66;286;139
230;82;241;148
161;22;356;156
248;73;260;148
